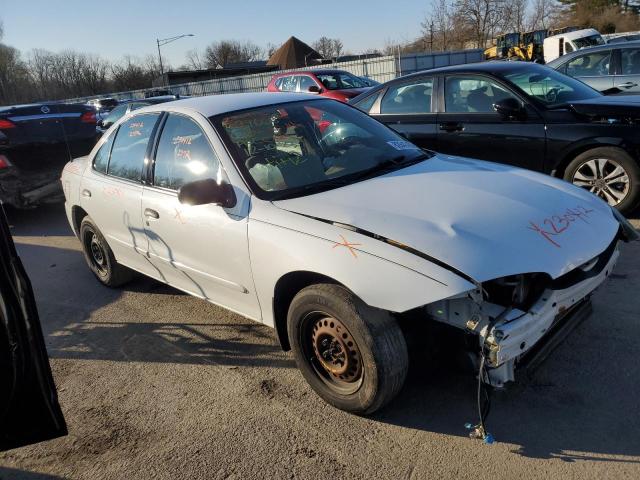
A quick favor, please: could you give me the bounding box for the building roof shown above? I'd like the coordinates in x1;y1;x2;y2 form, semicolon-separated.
267;37;322;69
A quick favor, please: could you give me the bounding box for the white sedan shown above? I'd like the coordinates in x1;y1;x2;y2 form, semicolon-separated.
61;93;636;415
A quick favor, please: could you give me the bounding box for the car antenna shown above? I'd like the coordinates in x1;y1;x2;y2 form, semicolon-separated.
54;102;75;166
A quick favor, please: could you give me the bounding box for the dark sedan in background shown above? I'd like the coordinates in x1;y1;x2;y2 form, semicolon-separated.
351;62;640;213
0;102;97;208
547;41;640;94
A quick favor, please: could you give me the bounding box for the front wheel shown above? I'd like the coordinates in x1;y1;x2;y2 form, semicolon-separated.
564;147;640;214
287;284;408;414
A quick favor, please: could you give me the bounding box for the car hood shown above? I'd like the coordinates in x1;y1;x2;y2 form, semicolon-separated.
273;155;619;282
569;94;640;117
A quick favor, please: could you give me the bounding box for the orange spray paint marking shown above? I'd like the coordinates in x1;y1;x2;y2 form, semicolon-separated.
332;235;362;259
174;208;186;224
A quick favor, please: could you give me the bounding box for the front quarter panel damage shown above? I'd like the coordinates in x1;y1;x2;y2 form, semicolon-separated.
248;213;476;329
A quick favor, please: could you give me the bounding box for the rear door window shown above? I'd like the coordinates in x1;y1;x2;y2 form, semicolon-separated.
153;114;220;190
621;49;640;74
380;78;433;114
280;76;298;92
566;51;611;77
108;113;160;182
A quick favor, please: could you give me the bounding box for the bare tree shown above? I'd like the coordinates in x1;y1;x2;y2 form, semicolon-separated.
504;0;528;32
185;48;205;70
312;37;345;59
528;0;559;29
204;40;264;68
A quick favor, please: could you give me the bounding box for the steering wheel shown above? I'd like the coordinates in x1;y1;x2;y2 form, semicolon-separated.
545;87;559;103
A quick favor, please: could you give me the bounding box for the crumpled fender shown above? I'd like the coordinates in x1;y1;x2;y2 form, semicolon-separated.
248;202;476;328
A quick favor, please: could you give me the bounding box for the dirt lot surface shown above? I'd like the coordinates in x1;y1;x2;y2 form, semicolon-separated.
0;204;639;480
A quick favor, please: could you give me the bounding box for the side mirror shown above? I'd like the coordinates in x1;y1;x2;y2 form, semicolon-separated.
178;178;236;208
307;85;321;94
493;97;526;120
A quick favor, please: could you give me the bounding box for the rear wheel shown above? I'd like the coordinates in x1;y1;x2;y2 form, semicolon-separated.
80;216;134;287
564;147;640;214
287;284;408;414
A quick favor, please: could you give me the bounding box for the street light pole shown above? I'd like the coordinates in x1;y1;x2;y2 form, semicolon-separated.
156;39;165;82
156;34;195;87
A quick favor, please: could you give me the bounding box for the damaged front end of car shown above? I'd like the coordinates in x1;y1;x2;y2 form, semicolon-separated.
423;231;624;387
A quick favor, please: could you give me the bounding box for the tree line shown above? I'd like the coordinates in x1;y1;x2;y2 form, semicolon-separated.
0;28;350;106
3;2;640;105
418;0;640;52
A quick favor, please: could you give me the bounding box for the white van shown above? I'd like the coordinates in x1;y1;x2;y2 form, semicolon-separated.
544;28;605;63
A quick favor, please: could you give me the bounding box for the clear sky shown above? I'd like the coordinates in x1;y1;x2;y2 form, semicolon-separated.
0;0;427;67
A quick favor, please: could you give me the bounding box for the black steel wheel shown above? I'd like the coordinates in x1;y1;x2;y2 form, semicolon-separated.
79;216;134;287
287;284;408;414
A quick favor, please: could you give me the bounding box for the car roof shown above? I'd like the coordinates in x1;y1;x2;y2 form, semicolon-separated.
547;40;640;67
546;28;600;41
272;69;349;78
382;61;551;81
146;92;322;117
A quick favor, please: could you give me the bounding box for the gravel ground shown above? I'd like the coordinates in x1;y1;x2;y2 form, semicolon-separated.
0;204;639;480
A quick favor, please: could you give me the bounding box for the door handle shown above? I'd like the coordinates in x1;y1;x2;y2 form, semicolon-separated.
144;208;160;220
617;81;638;89
81;189;91;198
439;122;464;133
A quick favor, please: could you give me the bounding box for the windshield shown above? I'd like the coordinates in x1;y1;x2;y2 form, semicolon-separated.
212;99;430;200
573;34;605;49
316;73;369;90
503;68;601;107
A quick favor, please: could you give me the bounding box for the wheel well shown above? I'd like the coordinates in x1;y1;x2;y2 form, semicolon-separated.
553;144;636;179
272;271;341;351
71;206;88;237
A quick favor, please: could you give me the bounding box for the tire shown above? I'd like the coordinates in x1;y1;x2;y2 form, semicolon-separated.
79;216;134;287
563;147;640;214
287;284;408;414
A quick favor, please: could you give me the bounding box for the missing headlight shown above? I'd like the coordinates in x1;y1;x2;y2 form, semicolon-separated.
483;273;550;311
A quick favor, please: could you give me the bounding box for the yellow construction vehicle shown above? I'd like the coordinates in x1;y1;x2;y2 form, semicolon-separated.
484;32;530;61
485;27;582;63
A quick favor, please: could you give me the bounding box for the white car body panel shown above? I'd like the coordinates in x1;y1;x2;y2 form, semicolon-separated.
60;93;627;386
274;155;618;282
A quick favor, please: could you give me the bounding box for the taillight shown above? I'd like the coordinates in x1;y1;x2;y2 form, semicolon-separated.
0;155;12;170
80;111;97;124
0;119;16;129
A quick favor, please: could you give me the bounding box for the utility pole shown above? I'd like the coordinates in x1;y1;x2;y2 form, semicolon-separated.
156;34;195;87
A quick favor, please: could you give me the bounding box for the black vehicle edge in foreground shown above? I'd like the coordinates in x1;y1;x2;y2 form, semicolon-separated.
0;205;67;451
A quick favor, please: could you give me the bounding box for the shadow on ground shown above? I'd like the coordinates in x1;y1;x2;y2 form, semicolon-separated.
0;467;66;479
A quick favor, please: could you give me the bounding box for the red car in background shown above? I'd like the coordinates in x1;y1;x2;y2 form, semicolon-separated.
266;69;371;102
